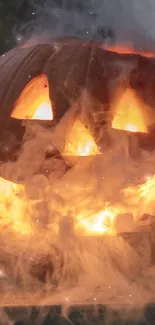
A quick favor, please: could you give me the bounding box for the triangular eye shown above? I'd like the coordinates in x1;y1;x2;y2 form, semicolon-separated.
10;74;53;121
112;89;147;133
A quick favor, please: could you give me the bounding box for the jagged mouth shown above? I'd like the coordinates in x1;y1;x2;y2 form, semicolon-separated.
0;116;154;308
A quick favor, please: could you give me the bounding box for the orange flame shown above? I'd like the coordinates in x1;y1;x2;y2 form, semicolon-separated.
4;70;155;237
76;207;122;235
11;74;53;121
1;171;155;236
104;44;155;58
0;159;155;236
0;177;32;235
63;119;100;156
112;89;148;133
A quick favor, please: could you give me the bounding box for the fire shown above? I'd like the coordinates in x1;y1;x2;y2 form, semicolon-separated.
0;153;155;237
76;207;122;235
63;119;100;156
1;112;153;237
1;170;155;236
3;84;155;237
124;123;139;133
123;174;155;207
112;89;148;133
32;101;53;120
77;173;155;235
104;43;155;58
0;177;32;235
11;74;53;120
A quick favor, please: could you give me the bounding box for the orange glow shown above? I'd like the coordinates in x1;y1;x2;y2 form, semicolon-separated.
4;69;155;238
76;173;155;235
112;89;148;133
76;206;122;235
1;170;155;236
32;101;53;120
124;123;139;133
104;44;155;58
63;119;100;156
122;174;155;220
11;74;53;121
124;175;155;201
0;177;32;235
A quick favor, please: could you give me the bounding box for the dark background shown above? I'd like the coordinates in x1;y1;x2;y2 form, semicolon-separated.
1;0;154;56
0;0;116;55
0;0;46;54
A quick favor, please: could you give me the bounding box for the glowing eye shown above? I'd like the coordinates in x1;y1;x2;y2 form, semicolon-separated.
11;74;53;121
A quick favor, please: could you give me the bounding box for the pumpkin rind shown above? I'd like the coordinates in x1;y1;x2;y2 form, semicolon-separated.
0;44;56;123
0;40;137;125
1;39;155;125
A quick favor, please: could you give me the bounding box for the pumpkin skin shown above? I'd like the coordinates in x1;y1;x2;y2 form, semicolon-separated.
1;38;155;163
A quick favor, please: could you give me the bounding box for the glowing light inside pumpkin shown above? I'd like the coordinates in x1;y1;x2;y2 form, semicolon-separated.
11;74;53;121
5;78;155;237
76;207;121;235
112;89;148;133
1;165;155;236
76;172;155;235
32;100;53;120
125;123;139;132
63;119;100;156
2;171;155;236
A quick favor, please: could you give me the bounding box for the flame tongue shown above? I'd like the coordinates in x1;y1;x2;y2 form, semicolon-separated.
112;89;148;133
63;119;100;156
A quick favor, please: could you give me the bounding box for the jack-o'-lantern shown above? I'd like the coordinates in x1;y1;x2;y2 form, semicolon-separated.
0;38;155;306
1;38;155;164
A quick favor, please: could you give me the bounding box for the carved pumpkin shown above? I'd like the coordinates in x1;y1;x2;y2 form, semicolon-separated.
1;38;155;165
0;38;155;304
